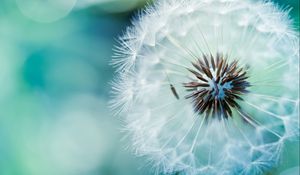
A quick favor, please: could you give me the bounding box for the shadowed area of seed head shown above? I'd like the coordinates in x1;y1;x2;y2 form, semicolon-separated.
184;53;251;120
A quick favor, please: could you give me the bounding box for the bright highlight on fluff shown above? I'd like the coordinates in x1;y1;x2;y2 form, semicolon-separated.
111;0;300;174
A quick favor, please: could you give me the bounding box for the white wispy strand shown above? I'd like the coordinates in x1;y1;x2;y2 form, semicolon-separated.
111;0;299;174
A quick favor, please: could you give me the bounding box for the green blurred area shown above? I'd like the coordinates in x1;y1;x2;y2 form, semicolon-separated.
0;0;298;175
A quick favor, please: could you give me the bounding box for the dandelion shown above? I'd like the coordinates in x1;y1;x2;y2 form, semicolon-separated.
111;0;299;174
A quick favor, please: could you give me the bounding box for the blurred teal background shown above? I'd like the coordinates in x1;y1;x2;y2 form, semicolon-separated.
0;0;298;175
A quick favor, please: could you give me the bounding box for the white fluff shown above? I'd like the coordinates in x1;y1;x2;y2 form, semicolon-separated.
111;0;299;174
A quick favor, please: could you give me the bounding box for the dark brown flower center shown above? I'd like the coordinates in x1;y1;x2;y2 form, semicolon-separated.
184;53;250;119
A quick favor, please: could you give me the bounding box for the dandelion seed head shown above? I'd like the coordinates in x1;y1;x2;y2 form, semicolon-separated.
111;0;300;174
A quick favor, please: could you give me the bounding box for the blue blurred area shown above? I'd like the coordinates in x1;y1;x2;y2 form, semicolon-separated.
0;0;298;175
0;0;151;174
274;0;300;25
